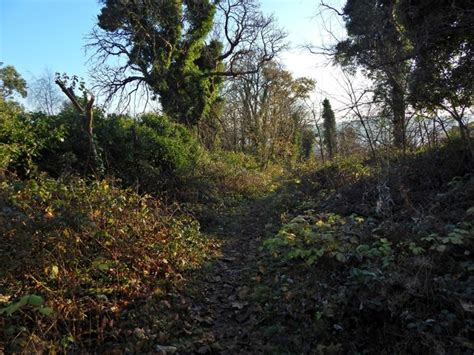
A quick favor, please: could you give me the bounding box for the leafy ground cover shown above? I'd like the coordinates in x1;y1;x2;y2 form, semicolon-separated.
248;146;474;353
160;144;473;353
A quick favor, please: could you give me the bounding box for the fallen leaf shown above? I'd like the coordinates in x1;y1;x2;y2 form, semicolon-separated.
231;301;248;310
155;345;177;354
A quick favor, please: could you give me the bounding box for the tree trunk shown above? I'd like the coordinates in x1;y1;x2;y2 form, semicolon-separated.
391;82;406;151
55;79;103;176
456;118;473;160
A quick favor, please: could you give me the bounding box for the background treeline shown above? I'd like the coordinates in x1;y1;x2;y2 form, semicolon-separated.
2;0;473;184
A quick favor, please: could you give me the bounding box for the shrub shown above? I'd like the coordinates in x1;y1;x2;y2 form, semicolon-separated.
0;100;65;175
0;174;217;352
1;106;203;189
95;113;202;189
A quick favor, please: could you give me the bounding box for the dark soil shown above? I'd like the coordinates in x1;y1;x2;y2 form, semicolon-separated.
175;194;285;354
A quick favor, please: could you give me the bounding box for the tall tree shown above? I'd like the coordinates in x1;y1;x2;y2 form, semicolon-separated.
220;61;314;165
334;0;411;150
396;0;473;157
0;64;27;100
29;69;63;115
322;98;337;159
307;100;326;162
89;0;286;126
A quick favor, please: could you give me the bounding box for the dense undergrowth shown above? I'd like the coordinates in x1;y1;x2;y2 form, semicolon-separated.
255;143;474;353
1;94;473;353
0;148;287;353
0;173;221;352
1;102;202;189
0;93;289;352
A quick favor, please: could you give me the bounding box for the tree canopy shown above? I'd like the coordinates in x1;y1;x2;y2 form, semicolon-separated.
397;0;473;155
397;0;473;111
334;0;411;149
90;0;286;126
0;63;27;100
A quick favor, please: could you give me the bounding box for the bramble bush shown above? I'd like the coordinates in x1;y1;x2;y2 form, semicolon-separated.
0;174;217;352
258;147;474;353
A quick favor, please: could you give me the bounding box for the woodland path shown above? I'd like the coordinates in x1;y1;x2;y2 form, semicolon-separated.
176;194;285;354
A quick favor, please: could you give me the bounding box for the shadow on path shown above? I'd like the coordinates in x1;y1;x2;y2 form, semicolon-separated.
175;191;288;354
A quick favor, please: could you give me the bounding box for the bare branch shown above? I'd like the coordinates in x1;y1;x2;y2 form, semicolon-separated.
55;79;84;113
320;1;344;17
213;0;287;77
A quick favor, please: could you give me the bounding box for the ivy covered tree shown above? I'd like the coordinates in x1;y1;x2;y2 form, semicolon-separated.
89;0;286;126
322;98;337;159
299;127;315;161
334;0;411;150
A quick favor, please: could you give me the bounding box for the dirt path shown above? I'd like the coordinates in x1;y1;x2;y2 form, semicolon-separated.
177;195;283;354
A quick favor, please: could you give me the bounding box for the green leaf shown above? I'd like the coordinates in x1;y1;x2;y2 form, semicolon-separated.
0;295;29;315
356;244;370;254
27;294;44;307
436;245;447;252
335;252;347;262
306;255;318;265
38;306;54;316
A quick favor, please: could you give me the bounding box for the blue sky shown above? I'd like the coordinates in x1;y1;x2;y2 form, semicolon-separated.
1;0;100;78
1;0;347;109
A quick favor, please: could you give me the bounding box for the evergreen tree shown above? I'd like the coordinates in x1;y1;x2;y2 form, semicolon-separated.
322;98;337;159
334;0;411;149
0;64;27;100
397;0;473;157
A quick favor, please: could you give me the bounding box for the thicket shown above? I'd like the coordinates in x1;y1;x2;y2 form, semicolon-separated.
0;173;218;352
1;101;202;189
0;72;285;352
258;143;473;352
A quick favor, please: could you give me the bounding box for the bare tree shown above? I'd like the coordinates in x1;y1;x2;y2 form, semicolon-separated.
29;69;64;115
220;61;314;165
212;0;287;76
337;70;378;159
